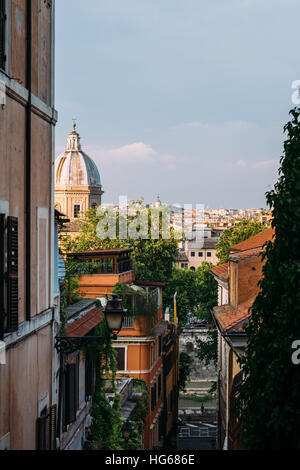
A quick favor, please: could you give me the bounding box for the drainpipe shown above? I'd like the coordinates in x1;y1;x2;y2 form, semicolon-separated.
25;0;32;320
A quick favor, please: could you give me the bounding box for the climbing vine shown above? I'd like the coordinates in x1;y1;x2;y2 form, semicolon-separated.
86;320;143;450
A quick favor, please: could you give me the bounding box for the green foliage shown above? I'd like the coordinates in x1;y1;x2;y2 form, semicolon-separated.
130;379;148;436
60;203;179;284
237;108;300;449
216;219;266;265
196;328;218;367
113;283;158;335
164;263;218;326
87;321;144;450
66;259;101;275
179;352;194;392
58;279;68;332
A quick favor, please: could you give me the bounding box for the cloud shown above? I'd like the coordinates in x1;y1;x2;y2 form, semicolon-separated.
233;158;279;171
236;159;247;168
107;142;156;163
254;159;278;170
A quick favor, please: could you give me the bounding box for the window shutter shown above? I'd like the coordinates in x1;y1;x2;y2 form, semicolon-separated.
85;356;94;399
158;375;161;398
0;0;6;70
0;214;5;339
7;217;18;332
75;355;79;411
68;363;77;424
36;415;49;450
48;405;57;450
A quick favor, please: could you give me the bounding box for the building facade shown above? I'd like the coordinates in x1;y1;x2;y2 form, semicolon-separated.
0;0;59;450
55;122;104;221
211;228;275;450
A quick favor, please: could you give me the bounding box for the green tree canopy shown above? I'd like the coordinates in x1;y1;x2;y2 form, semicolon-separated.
237;108;300;449
216;219;266;265
179;352;194;392
60;203;179;284
163;263;218;326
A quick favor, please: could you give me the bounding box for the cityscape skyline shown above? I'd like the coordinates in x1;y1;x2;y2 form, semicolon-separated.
55;0;300;208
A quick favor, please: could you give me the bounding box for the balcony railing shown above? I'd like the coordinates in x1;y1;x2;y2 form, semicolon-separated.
122;316;134;329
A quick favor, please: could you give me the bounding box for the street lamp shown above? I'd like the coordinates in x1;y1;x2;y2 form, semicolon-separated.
55;294;126;354
104;294;126;337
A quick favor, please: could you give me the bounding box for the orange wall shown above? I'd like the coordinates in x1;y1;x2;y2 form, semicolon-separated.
78;272;135;297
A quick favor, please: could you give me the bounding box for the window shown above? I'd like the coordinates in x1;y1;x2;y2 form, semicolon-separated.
151;382;157;411
190;266;196;271
114;347;125;371
91;203;97;210
73;204;81;218
158;336;162;357
207;252;212;257
102;257;113;273
181;263;188;269
0;0;6;71
63;356;79;428
198;252;203;257
191;252;195;257
0;215;19;339
85;355;95;400
36;405;57;450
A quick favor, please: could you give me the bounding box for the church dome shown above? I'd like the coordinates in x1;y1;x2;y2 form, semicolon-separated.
55;121;101;187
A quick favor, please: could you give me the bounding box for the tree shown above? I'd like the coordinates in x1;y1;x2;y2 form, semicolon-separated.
60;203;179;284
216;219;266;265
196;328;218;368
164;263;218;326
179;352;194;392
237;108;300;449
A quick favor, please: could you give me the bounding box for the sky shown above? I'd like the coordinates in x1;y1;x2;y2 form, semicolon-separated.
55;0;300;209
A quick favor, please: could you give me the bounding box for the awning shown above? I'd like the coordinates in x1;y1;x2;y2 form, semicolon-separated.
65;307;104;337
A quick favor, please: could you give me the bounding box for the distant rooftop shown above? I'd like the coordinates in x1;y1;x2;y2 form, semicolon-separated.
67;248;133;257
230;227;274;253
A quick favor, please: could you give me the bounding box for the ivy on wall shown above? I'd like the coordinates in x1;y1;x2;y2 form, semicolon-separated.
86;320;145;450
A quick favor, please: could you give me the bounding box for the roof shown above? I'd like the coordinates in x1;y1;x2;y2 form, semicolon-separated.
134;280;166;287
176;251;189;262
65;307;104;337
211;263;229;281
61;219;82;233
67;248;132;257
55;123;102;187
188;238;219;250
230;247;264;260
213;297;255;334
230;227;275;253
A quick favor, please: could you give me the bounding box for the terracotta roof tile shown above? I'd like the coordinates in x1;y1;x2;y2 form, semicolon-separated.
230;247;263;260
211;263;229;280
213;297;255;333
66;307;104;337
230;227;274;253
